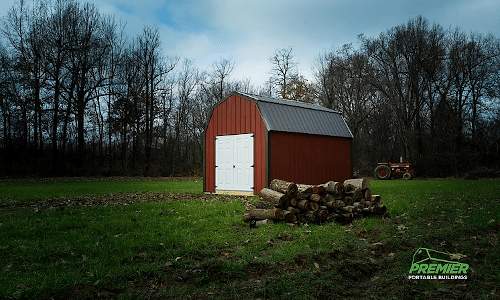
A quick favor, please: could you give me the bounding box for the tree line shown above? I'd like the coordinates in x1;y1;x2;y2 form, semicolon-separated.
315;16;500;177
0;0;499;178
0;0;257;177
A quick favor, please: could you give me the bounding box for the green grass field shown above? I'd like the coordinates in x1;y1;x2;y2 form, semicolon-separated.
0;179;499;299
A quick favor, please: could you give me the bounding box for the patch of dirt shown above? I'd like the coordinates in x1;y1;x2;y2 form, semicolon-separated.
1;193;249;209
0;176;203;183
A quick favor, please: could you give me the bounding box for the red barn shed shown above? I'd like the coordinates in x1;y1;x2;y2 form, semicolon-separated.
203;92;353;194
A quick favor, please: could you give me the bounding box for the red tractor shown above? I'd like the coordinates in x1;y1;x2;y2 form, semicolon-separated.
374;162;415;180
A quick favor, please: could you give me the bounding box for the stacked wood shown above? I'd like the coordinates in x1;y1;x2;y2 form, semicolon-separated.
270;179;298;198
243;178;386;227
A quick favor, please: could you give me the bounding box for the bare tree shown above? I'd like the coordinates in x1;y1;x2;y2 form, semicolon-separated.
269;47;297;98
211;58;234;101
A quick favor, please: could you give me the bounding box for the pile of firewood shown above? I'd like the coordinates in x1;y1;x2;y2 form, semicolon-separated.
243;178;386;227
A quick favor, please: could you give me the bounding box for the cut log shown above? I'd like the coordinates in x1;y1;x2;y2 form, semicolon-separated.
290;198;298;207
353;202;365;209
242;212;253;222
259;188;289;209
344;183;355;193
310;194;322;203
296;184;314;200
342;206;354;213
270;179;298;198
320;181;345;195
247;208;285;220
284;211;295;222
312;185;327;197
371;195;381;203
318;210;329;220
343;195;354;206
255;200;276;209
373;204;387;215
327;214;338;222
296;200;310;210
336;200;345;208
352;189;364;201
325;200;336;208
309;202;320;211
325;194;336;202
251;219;274;228
303;211;317;222
364;189;372;202
344;178;370;191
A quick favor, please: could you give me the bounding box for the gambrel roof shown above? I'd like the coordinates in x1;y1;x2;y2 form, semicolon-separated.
231;92;353;139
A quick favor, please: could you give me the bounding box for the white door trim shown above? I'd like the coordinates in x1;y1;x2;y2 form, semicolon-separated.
215;133;254;192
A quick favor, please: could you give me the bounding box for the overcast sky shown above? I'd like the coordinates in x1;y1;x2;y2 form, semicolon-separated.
1;0;499;87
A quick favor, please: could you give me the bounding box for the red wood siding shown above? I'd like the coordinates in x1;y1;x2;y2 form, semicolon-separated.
204;95;266;193
268;132;351;185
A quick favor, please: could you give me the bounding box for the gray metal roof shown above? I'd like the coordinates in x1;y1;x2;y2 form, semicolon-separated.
235;92;353;138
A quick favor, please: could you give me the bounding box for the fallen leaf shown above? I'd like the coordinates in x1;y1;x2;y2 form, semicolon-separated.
314;262;320;269
114;233;122;238
397;224;408;230
165;262;173;267
175;257;182;261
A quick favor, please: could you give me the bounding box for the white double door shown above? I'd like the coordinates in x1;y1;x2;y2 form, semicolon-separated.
215;133;254;191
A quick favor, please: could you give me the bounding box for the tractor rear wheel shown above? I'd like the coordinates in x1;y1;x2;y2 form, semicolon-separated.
375;165;391;180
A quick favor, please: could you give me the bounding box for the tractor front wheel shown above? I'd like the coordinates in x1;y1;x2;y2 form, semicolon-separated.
403;172;413;180
375;165;391;180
